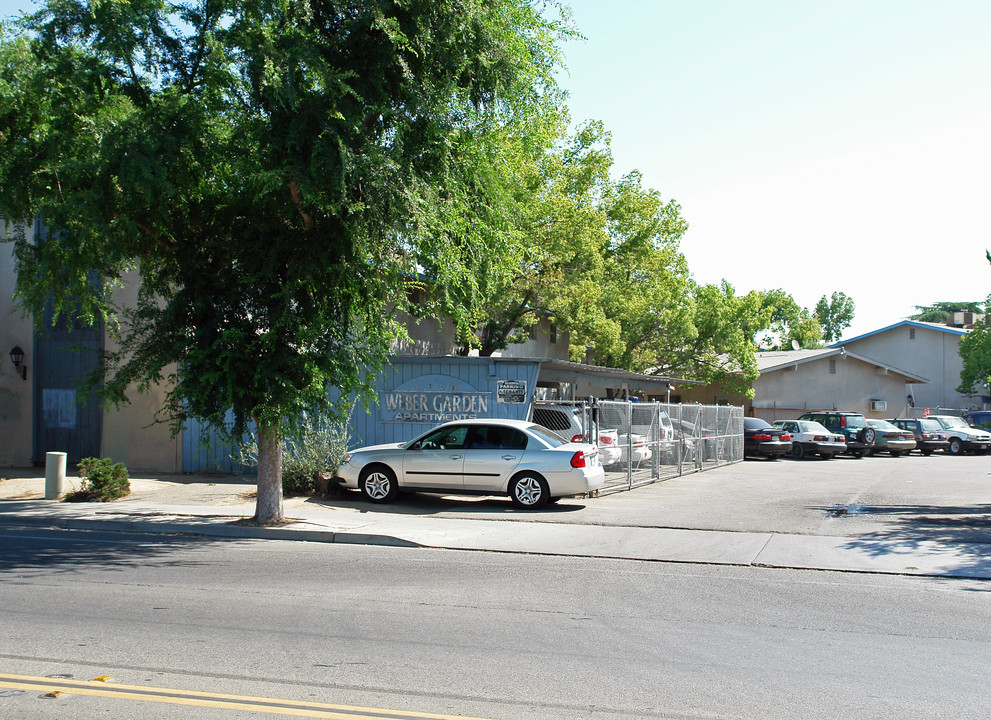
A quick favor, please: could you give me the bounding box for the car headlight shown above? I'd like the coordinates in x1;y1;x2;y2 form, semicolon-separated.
342;452;352;465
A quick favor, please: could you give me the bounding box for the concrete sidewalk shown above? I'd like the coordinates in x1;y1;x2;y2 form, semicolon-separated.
2;472;990;579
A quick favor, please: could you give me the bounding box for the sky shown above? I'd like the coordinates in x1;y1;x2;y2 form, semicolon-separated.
554;0;991;340
2;0;989;341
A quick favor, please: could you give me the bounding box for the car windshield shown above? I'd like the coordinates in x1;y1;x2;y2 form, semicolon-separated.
938;416;968;429
525;424;569;447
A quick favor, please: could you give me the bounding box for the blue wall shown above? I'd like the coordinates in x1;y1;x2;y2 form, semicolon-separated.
182;356;542;472
348;356;541;448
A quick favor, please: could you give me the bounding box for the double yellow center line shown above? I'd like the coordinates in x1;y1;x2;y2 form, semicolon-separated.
0;674;497;719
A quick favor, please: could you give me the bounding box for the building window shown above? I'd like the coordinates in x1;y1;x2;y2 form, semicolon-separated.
829;358;836;374
550;324;557;344
909;327;915;340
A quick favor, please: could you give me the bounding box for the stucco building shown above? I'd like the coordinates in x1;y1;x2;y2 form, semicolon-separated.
829;320;976;411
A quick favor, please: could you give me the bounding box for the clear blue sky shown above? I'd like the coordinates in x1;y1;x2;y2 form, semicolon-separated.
556;0;991;339
3;0;990;340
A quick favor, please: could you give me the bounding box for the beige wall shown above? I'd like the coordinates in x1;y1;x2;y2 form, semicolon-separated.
0;232;180;471
101;270;181;473
678;382;750;408
753;354;914;419
0;221;36;466
840;326;972;410
497;317;570;361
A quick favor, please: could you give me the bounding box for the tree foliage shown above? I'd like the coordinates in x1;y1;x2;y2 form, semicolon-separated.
0;0;568;523
957;321;991;396
814;291;856;343
910;301;985;324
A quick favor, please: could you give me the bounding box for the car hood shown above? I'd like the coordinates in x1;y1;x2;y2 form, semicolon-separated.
349;441;406;455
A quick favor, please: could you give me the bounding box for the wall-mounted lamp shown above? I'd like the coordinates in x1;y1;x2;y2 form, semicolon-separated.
10;346;26;381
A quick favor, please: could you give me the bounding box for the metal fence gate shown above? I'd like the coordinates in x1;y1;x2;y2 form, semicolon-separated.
531;400;744;494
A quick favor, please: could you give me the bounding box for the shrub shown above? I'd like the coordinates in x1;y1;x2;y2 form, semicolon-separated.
236;410;351;496
68;457;131;502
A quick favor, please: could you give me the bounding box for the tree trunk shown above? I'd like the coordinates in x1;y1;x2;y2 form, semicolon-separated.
254;419;284;524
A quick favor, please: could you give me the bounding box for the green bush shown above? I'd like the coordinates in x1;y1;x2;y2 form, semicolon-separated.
69;457;131;502
236;410;351;497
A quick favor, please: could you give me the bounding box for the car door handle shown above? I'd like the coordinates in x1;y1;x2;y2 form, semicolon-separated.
501;455;517;461
448;454;462;460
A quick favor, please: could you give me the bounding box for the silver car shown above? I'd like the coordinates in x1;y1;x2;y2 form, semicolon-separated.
335;419;605;509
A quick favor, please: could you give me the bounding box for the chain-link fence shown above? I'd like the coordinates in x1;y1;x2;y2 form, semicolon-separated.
531;400;744;494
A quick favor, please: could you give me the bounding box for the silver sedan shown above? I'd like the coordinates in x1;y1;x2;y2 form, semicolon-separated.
335;418;605;509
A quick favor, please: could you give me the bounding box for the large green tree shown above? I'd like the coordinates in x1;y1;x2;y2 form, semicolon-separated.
814;291;855;343
957;320;991;397
432;120;618;358
591;170;692;370
0;0;567;523
910;301;985;324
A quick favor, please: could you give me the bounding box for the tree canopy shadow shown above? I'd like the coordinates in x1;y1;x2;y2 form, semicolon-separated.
813;503;991;578
0;523;239;576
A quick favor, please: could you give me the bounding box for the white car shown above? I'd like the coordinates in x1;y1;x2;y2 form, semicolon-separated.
772;420;847;459
929;415;991;455
530;404;622;466
616;433;652;466
335;419;605;509
595;428;623;467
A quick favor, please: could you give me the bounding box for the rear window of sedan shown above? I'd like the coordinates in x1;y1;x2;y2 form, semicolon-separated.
525;424;570;447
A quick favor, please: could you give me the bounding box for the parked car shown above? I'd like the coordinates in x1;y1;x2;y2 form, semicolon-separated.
530;404;621;467
616;432;653;466
743;417;792;459
594;428;623;467
673;418;724;463
797;411;876;457
929;415;991;455
335;418;605;509
963;410;991;432
771;420;846;459
864;419;917;457
887;417;950;455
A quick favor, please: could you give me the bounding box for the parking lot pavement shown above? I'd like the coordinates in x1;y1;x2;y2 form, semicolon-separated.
327;452;991;538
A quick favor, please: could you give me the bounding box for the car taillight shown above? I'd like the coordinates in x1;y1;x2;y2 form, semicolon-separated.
813;435;827;442
600;436;613;445
571;434;583;443
840;416;847;428
781;433;791;441
753;433;772;440
570;450;587;468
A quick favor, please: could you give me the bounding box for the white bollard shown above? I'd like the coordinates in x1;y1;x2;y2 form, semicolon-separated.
45;452;67;500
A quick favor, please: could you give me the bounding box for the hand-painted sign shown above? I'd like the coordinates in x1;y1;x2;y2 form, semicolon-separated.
382;374;490;424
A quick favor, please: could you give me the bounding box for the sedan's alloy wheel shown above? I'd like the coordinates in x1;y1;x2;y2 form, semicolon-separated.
360;467;397;503
511;474;548;509
365;472;391;499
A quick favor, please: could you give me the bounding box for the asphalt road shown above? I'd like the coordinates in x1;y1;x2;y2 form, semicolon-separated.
2;526;990;720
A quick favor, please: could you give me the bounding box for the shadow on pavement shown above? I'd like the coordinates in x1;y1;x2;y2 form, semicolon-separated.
304;489;589;516
0;525;234;575
816;503;991;578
